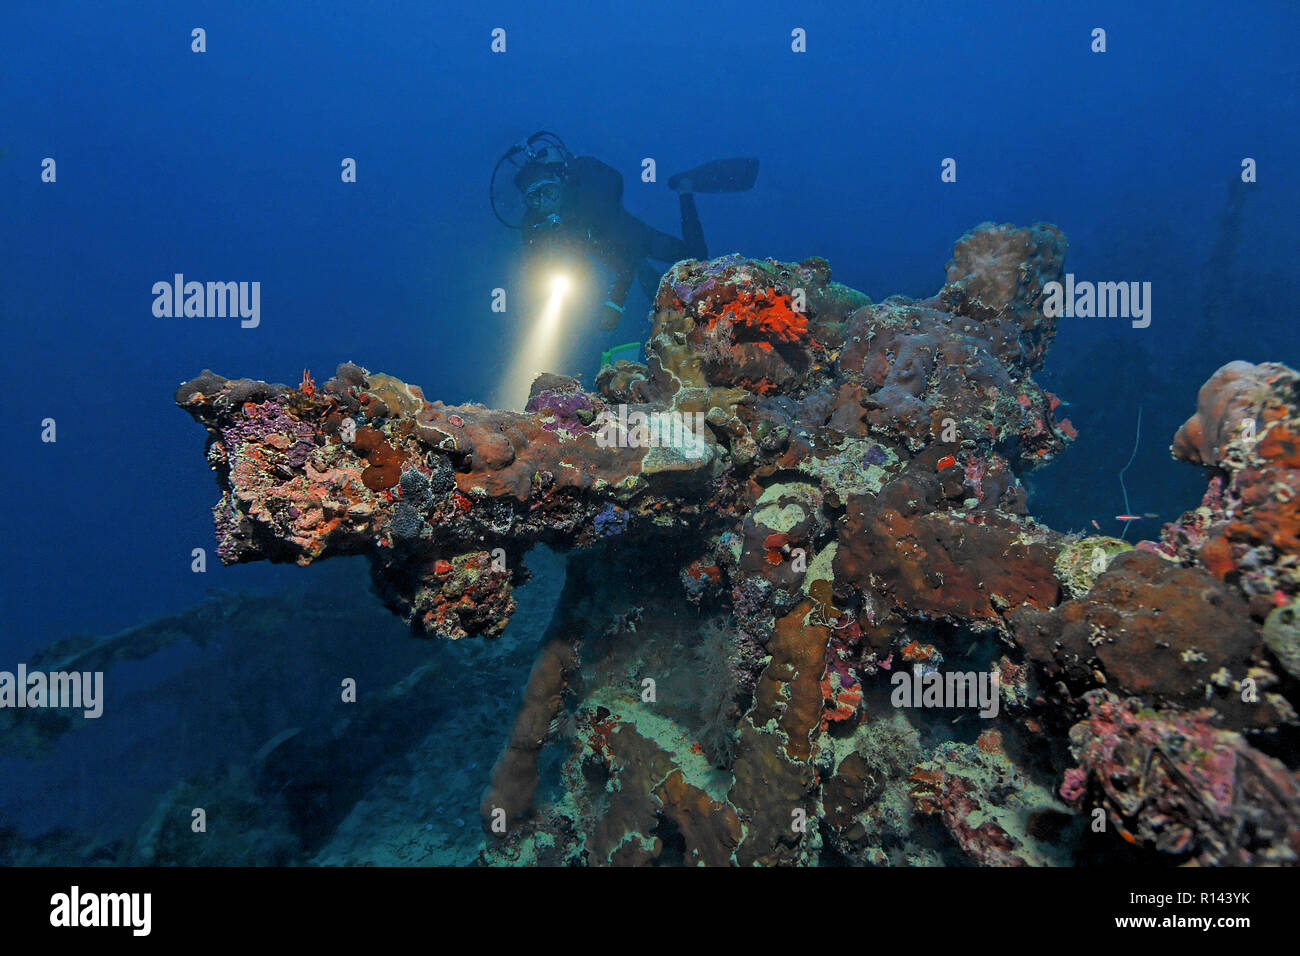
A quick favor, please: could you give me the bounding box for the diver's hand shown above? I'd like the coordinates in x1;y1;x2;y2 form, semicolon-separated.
598;300;624;331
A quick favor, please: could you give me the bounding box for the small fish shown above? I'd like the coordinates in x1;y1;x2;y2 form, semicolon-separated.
1091;519;1101;531
1115;514;1142;522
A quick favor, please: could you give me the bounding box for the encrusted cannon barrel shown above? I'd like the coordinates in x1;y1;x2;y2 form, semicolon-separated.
177;225;1300;866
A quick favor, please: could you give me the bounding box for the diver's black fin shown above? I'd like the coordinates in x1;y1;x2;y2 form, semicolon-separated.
668;158;759;193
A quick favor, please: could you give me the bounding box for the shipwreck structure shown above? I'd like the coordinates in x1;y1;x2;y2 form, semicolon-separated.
173;223;1300;866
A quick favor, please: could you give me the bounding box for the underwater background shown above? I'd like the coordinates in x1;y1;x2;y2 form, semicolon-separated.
2;0;1297;864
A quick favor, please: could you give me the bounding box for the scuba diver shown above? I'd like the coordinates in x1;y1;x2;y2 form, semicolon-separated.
491;131;759;330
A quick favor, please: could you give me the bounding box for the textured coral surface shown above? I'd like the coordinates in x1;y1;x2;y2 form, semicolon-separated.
174;223;1300;866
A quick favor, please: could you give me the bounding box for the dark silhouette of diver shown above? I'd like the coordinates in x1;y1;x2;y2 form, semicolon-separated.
491;131;758;330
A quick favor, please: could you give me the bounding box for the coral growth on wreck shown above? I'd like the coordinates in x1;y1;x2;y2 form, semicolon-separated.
174;222;1300;866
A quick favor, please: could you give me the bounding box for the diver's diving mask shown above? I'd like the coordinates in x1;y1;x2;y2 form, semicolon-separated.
490;131;575;229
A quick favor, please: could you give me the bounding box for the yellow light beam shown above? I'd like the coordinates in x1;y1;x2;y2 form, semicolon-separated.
496;273;571;409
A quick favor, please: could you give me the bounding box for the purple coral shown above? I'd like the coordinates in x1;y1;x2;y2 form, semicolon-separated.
284;438;316;469
672;276;717;305
594;503;629;537
525;389;599;435
221;401;314;449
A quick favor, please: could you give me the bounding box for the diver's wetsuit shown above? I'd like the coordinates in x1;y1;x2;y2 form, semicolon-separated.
522;156;707;328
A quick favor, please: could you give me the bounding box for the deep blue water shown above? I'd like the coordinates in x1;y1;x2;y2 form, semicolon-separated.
2;0;1297;846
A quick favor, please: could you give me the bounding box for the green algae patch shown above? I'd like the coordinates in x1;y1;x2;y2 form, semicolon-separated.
1054;536;1134;598
1264;598;1300;680
797;437;896;498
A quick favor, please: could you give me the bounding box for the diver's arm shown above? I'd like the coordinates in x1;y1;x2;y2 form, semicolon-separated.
598;266;635;331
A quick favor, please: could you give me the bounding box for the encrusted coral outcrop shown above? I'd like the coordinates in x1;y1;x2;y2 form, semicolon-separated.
1062;691;1300;865
910;729;1075;866
1011;549;1289;732
1163;361;1300;615
177;223;1300;866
